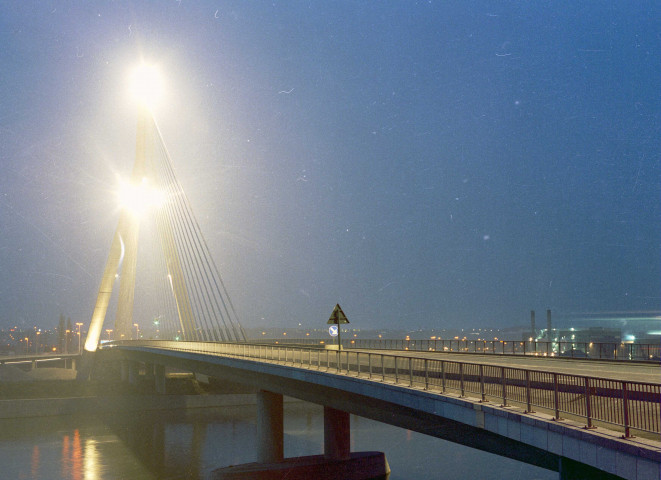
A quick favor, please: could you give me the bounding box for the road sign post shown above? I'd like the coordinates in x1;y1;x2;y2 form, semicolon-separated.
327;304;349;351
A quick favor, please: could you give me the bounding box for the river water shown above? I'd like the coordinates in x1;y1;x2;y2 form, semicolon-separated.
0;401;555;479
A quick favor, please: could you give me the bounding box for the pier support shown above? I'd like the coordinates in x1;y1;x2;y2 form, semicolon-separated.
127;361;139;385
120;360;129;382
256;390;284;463
212;396;389;480
324;406;350;460
154;364;166;394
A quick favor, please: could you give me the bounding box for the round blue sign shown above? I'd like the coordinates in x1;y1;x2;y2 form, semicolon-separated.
328;325;339;337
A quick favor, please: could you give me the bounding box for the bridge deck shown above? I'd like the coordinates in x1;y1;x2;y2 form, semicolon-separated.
104;342;661;480
354;349;661;384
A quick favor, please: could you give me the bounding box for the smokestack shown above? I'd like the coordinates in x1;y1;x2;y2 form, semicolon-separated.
530;310;536;339
546;309;552;340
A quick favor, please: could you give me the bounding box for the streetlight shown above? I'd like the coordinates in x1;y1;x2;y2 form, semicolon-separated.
76;323;83;354
133;323;140;340
35;331;40;354
24;337;29;354
106;329;113;341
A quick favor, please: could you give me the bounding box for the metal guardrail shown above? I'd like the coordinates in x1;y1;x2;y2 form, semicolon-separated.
255;338;661;362
0;353;79;366
110;340;661;437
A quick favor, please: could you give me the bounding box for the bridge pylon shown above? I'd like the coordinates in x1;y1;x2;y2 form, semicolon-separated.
79;72;245;379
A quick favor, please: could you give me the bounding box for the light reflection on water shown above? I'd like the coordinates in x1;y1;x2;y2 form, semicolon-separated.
0;402;555;480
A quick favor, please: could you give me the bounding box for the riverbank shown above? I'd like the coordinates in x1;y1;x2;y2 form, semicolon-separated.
0;365;273;419
0;392;261;419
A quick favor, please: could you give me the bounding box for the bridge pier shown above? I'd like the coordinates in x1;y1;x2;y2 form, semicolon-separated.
213;391;389;480
120;360;129;382
127;361;139;385
324;406;350;460
257;391;284;463
121;360;167;393
154;364;166;394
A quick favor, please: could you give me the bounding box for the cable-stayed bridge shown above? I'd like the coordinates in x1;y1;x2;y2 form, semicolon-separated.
70;72;659;479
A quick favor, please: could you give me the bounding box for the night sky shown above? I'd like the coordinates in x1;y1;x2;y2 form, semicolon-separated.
0;1;659;332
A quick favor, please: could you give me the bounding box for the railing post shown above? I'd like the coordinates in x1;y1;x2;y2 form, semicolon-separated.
441;361;446;393
584;377;594;429
501;367;507;407
369;353;372;379
424;359;429;390
459;362;465;397
553;373;561;420
525;370;534;413
479;364;486;402
381;355;385;382
409;357;413;387
395;356;399;384
622;381;632;438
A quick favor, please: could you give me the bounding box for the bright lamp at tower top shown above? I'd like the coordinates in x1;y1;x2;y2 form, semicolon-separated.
129;63;164;107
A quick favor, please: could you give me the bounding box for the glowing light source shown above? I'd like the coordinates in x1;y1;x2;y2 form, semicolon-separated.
129;63;164;107
117;177;165;217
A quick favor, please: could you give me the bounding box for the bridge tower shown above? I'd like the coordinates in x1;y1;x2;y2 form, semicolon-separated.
80;64;243;368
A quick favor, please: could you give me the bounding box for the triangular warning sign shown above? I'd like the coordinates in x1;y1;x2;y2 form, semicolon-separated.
327;303;349;324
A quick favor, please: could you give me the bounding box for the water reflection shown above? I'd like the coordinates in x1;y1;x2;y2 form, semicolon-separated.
0;402;555;479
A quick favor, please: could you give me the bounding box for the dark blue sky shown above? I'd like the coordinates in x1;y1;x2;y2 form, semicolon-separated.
0;1;659;331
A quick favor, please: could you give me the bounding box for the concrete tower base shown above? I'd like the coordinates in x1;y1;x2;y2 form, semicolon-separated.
211;451;390;480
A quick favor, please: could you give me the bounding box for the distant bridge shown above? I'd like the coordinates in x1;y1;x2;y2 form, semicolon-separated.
270;337;661;363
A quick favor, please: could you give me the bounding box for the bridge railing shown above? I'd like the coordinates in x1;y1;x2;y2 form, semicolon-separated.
113;341;660;437
252;338;661;362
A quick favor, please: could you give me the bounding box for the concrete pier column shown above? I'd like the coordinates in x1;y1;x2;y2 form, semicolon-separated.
154;364;166;394
324;406;351;460
144;362;155;382
256;391;284;463
128;361;139;385
120;360;129;382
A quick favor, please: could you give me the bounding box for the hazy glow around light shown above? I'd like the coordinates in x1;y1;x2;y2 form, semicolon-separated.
117;177;166;217
129;63;164;106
